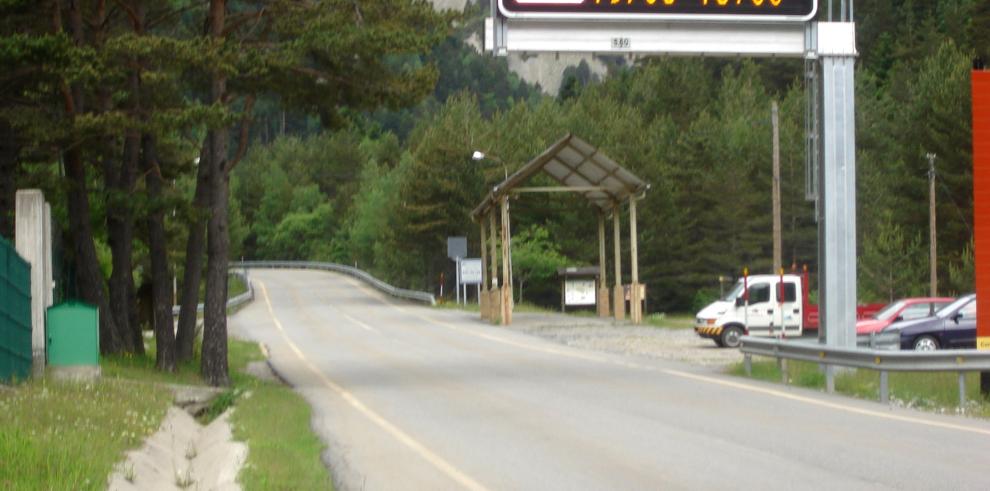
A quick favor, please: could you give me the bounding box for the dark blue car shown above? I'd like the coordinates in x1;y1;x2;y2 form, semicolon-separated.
883;294;977;351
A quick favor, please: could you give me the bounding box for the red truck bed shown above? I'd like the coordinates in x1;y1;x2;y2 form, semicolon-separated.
802;304;886;331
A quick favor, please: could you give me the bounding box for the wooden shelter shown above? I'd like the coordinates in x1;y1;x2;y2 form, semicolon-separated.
470;134;650;325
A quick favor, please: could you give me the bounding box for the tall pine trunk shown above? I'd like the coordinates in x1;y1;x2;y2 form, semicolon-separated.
66;146;124;354
61;0;124;354
176;148;210;361
201;0;230;386
105;128;142;353
202;127;230;386
142;134;177;371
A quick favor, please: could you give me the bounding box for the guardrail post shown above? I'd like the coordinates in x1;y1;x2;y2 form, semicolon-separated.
781;358;788;385
825;365;835;394
879;370;889;404
744;354;752;377
958;372;967;412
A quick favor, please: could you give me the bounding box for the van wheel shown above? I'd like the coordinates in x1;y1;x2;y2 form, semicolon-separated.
713;336;725;348
721;326;744;349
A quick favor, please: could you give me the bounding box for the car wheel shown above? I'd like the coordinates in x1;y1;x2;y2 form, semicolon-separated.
913;335;939;351
713;335;725;348
721;326;744;349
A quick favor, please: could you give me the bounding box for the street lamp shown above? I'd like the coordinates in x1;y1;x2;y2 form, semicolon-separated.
472;150;508;180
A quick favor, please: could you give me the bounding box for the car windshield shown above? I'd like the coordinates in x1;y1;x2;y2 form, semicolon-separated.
722;281;745;302
936;296;975;319
873;301;906;321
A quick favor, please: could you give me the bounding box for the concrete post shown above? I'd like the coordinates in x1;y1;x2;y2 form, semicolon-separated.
612;206;625;321
15;189;53;375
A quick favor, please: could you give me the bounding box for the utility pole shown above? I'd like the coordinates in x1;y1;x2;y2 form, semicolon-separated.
772;101;782;274
927;153;937;297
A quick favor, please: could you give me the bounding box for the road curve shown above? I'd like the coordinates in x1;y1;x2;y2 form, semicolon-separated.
229;269;990;491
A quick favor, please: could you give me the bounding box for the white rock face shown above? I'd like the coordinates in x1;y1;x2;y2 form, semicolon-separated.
431;0;469;11
430;0;610;95
508;53;609;96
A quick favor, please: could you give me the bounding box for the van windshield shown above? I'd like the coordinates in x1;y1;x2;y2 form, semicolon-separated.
722;281;745;302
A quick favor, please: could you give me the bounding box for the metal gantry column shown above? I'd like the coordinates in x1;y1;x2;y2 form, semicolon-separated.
816;22;859;391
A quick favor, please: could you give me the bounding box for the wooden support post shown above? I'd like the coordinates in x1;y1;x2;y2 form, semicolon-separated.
480;220;489;321
612;206;625;321
500;196;512;325
597;211;610;317
489;210;500;323
629;197;641;324
772;101;783;274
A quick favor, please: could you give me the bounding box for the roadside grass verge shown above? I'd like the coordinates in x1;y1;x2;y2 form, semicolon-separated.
227;339;334;491
1;336;331;490
728;358;990;417
0;372;172;490
229;273;249;298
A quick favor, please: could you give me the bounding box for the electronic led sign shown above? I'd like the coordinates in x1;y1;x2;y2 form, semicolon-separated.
500;0;818;21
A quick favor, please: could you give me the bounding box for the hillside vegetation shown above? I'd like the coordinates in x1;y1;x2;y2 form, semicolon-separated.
230;0;990;311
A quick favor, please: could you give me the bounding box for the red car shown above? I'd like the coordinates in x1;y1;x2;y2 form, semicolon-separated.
855;297;955;335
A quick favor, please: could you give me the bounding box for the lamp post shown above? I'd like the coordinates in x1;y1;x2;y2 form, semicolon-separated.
472;151;508;180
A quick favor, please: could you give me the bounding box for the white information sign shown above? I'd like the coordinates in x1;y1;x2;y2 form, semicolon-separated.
459;259;483;285
564;279;597;306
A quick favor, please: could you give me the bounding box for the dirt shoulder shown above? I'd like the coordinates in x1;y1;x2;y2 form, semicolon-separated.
494;312;743;368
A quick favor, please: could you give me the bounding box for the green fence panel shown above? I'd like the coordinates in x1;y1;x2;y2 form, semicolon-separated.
0;236;32;383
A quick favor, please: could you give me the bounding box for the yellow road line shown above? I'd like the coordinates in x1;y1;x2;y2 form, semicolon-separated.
256;280;489;491
333;272;990;437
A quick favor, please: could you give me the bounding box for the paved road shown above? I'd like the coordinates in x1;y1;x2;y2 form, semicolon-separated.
229;269;990;491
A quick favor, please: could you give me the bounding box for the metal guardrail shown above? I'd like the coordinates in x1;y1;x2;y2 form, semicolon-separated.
230;260;437;306
171;270;255;316
856;331;901;351
740;336;990;408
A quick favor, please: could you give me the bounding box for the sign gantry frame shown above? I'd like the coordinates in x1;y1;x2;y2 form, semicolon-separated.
483;1;865;391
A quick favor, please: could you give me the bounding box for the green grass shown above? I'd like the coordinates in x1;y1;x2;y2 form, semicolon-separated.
196;273;249;303
226;339;333;490
729;359;990;417
229;273;249;299
0;375;172;490
0;337;332;490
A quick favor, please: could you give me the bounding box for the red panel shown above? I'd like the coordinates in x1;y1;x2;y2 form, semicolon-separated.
973;71;990;349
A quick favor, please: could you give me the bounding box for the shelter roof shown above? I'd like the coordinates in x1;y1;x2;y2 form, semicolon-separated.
471;134;649;220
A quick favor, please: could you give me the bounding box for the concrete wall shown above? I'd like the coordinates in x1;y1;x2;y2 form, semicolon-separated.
15;189;53;374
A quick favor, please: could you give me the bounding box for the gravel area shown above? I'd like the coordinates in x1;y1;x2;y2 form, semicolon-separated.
496;312;745;368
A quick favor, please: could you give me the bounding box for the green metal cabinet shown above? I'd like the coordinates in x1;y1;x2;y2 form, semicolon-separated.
46;302;99;366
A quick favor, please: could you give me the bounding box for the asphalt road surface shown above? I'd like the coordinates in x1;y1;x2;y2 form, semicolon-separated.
229;269;990;491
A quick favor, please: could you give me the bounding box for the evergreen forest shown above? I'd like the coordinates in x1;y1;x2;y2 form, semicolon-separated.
2;0;988;382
